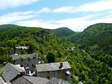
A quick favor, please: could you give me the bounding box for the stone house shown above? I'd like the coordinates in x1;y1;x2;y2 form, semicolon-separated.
11;53;39;69
2;63;25;83
36;62;71;80
2;61;72;84
2;64;49;84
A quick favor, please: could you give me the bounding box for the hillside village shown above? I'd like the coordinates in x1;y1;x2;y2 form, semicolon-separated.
0;46;73;84
0;24;112;84
1;0;112;83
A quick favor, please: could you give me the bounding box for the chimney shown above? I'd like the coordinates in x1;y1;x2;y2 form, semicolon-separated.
59;63;63;69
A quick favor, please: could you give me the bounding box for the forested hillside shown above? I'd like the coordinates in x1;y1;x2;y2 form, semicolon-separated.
69;23;112;68
52;27;80;40
0;24;112;84
52;27;75;37
0;24;73;62
53;23;112;84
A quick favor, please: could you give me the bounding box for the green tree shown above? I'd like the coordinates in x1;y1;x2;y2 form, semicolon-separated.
47;52;55;63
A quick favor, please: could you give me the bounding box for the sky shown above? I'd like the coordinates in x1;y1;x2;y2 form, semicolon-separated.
0;0;112;31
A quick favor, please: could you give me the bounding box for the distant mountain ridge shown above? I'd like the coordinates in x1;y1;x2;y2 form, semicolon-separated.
52;27;80;40
73;23;112;46
52;27;75;37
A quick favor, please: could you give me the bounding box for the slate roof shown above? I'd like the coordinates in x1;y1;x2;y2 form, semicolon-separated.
23;76;49;84
36;62;71;72
11;53;38;60
2;63;25;82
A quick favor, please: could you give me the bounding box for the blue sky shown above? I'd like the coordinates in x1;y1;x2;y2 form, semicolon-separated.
0;0;112;31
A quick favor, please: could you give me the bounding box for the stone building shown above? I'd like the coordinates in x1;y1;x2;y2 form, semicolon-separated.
2;64;39;84
36;62;71;80
11;53;38;68
2;63;25;83
2;62;72;84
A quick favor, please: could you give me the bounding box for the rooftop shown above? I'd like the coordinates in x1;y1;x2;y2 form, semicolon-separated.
11;53;38;60
36;62;71;72
2;63;25;82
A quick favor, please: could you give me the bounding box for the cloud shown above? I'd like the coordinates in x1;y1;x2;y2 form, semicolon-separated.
17;19;63;29
1;11;112;31
1;0;112;32
39;0;112;13
15;15;96;31
16;14;112;31
37;8;51;14
53;7;76;13
1;10;112;31
0;0;40;10
55;16;94;31
77;0;112;12
0;11;34;24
